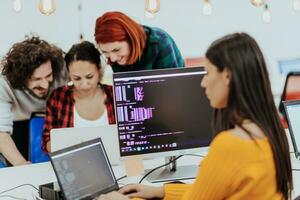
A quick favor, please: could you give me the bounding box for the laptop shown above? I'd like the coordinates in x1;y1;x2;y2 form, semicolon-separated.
50;125;120;165
283;100;300;160
49;138;119;200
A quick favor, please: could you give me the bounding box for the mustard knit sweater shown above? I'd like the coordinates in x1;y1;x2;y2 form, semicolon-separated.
162;131;283;200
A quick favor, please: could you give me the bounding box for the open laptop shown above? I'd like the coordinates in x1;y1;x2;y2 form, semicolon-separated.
50;125;120;165
49;138;119;200
283;100;300;160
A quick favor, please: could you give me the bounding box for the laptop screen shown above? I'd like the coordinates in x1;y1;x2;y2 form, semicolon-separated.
50;138;119;200
284;100;300;158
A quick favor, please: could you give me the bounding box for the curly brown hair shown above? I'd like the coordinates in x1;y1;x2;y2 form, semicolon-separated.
1;36;64;89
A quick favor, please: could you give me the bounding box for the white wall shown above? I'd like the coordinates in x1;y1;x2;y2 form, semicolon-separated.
1;0;300;96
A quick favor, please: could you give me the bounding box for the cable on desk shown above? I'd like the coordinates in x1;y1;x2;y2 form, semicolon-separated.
0;194;27;200
138;155;183;184
138;154;205;184
182;154;205;158
117;175;127;181
0;183;38;195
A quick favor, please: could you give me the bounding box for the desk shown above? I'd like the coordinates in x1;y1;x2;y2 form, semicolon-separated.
0;162;56;199
0;156;199;199
0;154;299;200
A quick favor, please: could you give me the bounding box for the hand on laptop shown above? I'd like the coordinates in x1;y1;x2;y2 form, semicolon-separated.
119;184;164;199
97;184;164;200
97;191;129;200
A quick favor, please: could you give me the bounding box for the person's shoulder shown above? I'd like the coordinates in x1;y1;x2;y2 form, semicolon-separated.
144;26;169;42
206;132;248;165
0;73;14;96
209;131;251;154
211;131;236;147
0;73;6;86
0;73;8;85
229;122;267;140
50;85;71;97
211;130;262;147
210;129;270;161
146;26;167;34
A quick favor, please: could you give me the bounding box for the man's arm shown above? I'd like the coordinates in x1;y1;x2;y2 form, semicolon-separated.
0;132;28;165
0;77;30;165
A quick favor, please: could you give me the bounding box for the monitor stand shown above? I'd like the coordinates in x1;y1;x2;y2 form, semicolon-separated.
145;156;199;183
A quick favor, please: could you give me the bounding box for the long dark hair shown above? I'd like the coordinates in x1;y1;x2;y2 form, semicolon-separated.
206;32;292;199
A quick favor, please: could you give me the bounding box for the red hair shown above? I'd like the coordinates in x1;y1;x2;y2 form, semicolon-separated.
94;11;146;65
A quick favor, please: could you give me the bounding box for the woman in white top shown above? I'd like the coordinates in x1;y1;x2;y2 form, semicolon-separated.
42;41;115;153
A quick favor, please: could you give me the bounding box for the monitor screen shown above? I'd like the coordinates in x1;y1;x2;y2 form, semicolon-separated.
284;101;300;157
113;67;213;157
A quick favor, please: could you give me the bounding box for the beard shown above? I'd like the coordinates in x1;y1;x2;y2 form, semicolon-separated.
25;82;53;100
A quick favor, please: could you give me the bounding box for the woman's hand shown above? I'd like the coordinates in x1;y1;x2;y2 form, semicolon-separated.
97;191;129;200
119;184;164;199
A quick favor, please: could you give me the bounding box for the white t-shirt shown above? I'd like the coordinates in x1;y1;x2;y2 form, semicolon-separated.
73;106;109;128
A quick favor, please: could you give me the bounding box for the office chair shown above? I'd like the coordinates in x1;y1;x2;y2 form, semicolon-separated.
12;120;30;162
29;112;49;163
184;57;205;68
0;160;6;168
279;72;300;128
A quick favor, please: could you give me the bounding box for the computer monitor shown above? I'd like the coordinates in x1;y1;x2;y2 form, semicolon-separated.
278;58;300;75
283;100;300;160
113;67;213;182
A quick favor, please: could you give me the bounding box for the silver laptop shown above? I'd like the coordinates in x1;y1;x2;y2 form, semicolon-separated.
283;100;300;160
50;125;120;165
50;138;119;200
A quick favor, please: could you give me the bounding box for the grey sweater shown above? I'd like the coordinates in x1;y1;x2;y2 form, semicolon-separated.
0;71;67;165
0;73;67;134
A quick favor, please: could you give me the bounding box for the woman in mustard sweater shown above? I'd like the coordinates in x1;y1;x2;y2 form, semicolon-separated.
99;33;293;200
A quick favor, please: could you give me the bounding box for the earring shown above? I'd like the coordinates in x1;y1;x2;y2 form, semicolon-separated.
67;81;73;86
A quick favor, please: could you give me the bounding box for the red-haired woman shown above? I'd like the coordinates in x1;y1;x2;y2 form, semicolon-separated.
94;11;184;72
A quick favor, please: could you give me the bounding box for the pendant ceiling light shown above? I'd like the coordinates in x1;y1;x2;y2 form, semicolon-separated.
203;0;212;16
145;0;160;14
13;0;22;13
262;4;271;23
39;0;56;15
250;0;266;7
293;0;300;12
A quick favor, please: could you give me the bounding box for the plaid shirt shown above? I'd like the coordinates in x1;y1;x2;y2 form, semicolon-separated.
42;84;115;152
112;26;184;72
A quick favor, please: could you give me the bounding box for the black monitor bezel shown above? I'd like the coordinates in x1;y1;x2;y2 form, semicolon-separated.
113;66;212;158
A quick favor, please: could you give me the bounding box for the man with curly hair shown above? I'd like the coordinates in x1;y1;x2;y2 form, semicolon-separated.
0;36;67;166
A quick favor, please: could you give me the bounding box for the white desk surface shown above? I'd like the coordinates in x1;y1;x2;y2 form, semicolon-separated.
0;154;299;200
0;130;299;199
